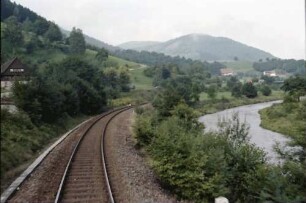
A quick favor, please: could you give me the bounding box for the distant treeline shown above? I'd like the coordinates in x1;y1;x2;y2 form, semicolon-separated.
112;49;225;75
1;0;66;63
1;0;55;36
1;0;40;22
253;59;305;75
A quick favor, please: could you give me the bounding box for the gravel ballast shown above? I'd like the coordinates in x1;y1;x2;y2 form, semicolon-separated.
105;109;185;203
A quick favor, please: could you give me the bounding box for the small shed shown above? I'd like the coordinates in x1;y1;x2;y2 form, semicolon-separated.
1;57;28;89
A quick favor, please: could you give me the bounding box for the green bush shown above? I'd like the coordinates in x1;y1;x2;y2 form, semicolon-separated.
133;113;156;147
261;85;272;96
0;109;56;179
242;82;257;98
149;117;228;202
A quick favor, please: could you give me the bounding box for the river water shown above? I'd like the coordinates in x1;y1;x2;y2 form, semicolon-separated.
198;100;290;164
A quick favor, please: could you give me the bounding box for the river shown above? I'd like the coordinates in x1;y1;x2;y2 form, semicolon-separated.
198;100;290;164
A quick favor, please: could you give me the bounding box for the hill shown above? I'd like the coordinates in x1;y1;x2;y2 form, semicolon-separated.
119;41;160;50
60;28;119;52
118;34;275;62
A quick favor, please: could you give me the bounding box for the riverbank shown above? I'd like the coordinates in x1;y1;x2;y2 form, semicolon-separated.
195;90;283;114
198;100;288;164
134;100;306;201
259;100;306;141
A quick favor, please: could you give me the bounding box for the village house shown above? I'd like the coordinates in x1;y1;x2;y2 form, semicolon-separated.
1;57;28;90
220;68;234;76
263;70;277;77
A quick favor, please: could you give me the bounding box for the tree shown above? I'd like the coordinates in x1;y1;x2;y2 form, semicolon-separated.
153;76;198;117
1;0;15;20
3;16;23;48
33;18;50;35
101;67;131;98
95;48;108;62
153;65;172;86
68;27;86;55
44;23;62;42
119;69;130;92
161;66;171;79
281;76;306;102
13;76;65;124
260;85;272;96
227;76;239;90
261;75;275;84
242;82;257;98
231;83;242;97
207;85;217;100
53;56;96;83
22;17;34;32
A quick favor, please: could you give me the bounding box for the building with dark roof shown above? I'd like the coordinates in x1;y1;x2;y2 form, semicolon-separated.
1;57;28;89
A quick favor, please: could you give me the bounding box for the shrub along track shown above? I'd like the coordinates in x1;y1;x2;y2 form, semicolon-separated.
104;108;184;203
5;107;131;203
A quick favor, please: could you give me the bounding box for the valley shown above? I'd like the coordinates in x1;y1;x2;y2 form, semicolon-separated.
1;0;305;202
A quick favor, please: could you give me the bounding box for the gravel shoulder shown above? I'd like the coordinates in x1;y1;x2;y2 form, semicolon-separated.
105;108;184;203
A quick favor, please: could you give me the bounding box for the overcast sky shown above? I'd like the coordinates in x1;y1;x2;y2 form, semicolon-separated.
14;0;305;59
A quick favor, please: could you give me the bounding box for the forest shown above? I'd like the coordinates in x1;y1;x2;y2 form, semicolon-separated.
253;58;305;75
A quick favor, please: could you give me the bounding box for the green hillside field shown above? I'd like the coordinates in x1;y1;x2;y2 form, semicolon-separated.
87;50;154;90
222;61;255;72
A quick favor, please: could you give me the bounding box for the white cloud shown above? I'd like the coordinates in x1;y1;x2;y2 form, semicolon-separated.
13;0;305;59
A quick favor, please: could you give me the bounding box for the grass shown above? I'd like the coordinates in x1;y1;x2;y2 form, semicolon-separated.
222;61;256;73
83;49;152;90
103;55;153;90
129;67;153;90
199;90;283;101
199;91;232;100
108;55;140;68
259;101;306;139
196;90;284;114
102;53;153;90
84;48;97;57
84;49;141;69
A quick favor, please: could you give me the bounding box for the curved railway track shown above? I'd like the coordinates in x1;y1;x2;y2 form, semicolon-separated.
3;106;133;203
54;106;131;203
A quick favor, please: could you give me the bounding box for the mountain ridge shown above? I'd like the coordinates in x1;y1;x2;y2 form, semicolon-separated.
118;41;161;50
118;34;275;61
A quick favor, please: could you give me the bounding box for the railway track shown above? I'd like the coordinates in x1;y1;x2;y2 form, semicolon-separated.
55;106;132;203
3;106;133;203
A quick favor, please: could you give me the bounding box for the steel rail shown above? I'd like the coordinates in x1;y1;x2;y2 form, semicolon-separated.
54;106;131;203
101;106;134;203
